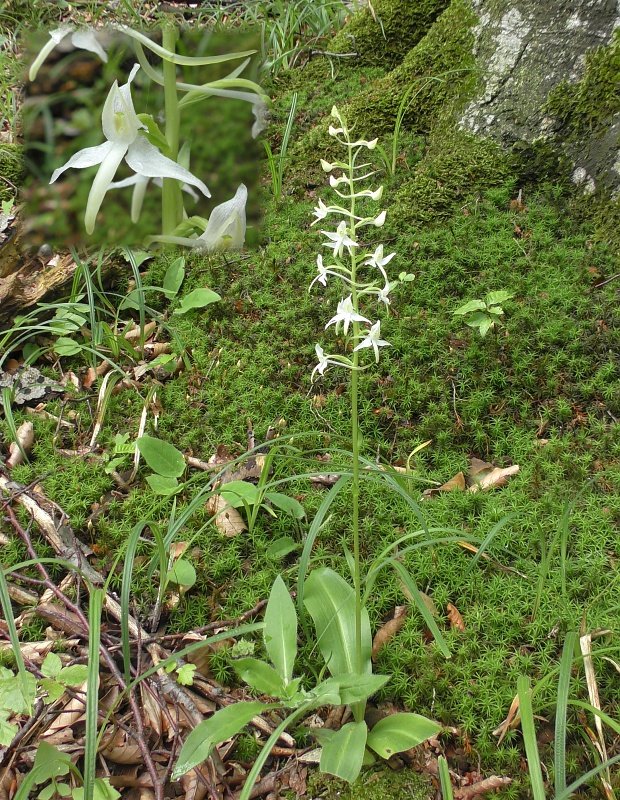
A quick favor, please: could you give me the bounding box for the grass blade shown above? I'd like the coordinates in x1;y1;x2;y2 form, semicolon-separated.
555;632;578;795
517;675;546;800
438;755;454;800
391;560;451;658
83;587;104;800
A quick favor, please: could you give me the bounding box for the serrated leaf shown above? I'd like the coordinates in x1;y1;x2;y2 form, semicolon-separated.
485;290;514;307
366;712;440;758
319;721;367;782
176;663;196;686
233;658;285;696
174;288;221;315
264;575;297;683
137;435;185;478
41;652;62;679
57;664;89;686
163;256;186;299
173;702;269;779
265;492;305;520
453;299;486;316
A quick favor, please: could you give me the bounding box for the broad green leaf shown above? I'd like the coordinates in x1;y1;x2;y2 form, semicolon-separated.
41;652;62;679
57;665;89;686
173;701;269;778
163;256;186;298
0;670;36;714
265;492;305;520
54;337;82;357
39;678;66;703
118;288;144;311
477;316;495;337
319;721;367;782
167;559;196;588
174;288;221;315
120;249;153;269
485;290;514;306
220;480;260;508
74;778;121;800
32;741;72;780
453;299;486;316
266;536;299;559
146;474;179;496
137;435;185;478
366;712;440;758
304;568;371;677
487;305;505;316
233;658;285;697
264;575;297;683
321;673;391;706
0;715;16;746
38;784;56;800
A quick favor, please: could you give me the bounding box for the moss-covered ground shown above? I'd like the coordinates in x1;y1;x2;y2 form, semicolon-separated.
1;1;619;797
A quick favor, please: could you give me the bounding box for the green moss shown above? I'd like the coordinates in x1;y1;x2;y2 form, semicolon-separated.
328;0;449;69
546;29;620;139
304;768;431;800
0;144;24;202
391;131;514;227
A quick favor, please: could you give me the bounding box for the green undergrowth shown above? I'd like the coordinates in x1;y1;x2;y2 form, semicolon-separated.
1;0;619;796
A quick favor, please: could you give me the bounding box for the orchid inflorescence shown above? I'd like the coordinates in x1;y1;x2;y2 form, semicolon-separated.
310;106;414;382
29;25;268;248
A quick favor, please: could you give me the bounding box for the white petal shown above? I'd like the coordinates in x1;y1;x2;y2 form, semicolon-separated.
197;184;247;251
126;136;210;197
70;29;108;62
130;178;149;223
84;141;128;234
29;27;71;81
108;174;145;189
101;64;143;144
50;141;114;183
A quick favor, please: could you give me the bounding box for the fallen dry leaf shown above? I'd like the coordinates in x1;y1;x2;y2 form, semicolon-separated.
421;471;465;499
100;727;144;764
492;693;520;743
372;606;408;660
469;465;519;492
446;603;466;631
6;420;34;469
454;776;513;799
205;494;246;536
580;632;614;800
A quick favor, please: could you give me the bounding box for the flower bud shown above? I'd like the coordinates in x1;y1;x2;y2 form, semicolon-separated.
320;159;335;172
328;124;344;137
373;210;386;226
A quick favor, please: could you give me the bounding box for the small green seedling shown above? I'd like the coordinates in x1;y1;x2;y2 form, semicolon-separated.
453;290;514;337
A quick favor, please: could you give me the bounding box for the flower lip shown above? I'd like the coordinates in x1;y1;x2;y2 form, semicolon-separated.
325;295;370;336
353;320;391;362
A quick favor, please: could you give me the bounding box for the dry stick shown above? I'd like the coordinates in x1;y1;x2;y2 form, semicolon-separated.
1;495;163;800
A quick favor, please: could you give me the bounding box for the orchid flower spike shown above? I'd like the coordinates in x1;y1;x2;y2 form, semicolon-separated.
325;295;370;336
29;26;108;81
49;65;210;234
353;320;391;362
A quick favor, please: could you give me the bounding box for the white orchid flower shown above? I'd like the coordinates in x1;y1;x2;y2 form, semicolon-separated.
313;199;329;222
151;184;247;251
29;26;108;81
309;254;351;290
49;64;210;234
364;244;396;270
108;174;199;223
325;295;370;336
329;173;349;188
321;221;358;258
328;124;344;137
311;345;356;382
348;138;378;149
353;320;391;362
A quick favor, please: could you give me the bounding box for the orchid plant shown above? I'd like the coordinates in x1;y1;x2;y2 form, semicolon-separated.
174;106;450;796
29;25;267;249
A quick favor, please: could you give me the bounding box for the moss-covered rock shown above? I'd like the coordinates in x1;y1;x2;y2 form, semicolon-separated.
329;0;449;69
0;144;24;202
342;0;478;136
390;131;514;228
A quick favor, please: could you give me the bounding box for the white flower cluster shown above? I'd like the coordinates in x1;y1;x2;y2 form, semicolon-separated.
310;106;413;382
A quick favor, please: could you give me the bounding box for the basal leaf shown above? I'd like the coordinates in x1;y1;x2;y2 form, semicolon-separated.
319;721;367;782
264;575;297;683
173;701;268;778
265;492;305;520
366;712;440;758
453;299;486;316
304;568;371;677
174;288;221;315
233;658;285;697
163;256;186;299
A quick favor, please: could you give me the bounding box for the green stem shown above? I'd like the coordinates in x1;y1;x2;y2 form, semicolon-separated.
162;26;182;235
347;133;364;724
